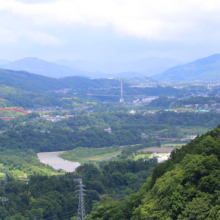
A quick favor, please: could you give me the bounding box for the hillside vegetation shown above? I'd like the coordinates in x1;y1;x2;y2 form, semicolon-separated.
85;124;220;219
0;69;123;92
0;157;157;219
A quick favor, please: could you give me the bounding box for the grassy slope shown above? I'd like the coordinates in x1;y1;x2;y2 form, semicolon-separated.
0;149;63;181
59;147;122;164
78;151;122;163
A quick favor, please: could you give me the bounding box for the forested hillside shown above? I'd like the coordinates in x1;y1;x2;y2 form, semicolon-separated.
153;53;220;82
0;69;66;91
85;124;220;219
1;111;220;153
2;119;220;219
0;158;157;219
0;127;141;152
0;69;123;92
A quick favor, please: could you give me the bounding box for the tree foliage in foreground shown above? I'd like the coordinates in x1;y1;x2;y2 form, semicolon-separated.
0;158;157;220
85;124;220;220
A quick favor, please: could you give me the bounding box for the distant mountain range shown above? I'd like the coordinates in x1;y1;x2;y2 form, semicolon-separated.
4;54;220;82
0;57;170;79
54;57;182;76
0;57;87;78
153;54;220;82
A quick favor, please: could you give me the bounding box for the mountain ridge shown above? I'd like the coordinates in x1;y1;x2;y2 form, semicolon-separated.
1;57;158;79
0;68;133;92
153;53;220;81
0;57;87;78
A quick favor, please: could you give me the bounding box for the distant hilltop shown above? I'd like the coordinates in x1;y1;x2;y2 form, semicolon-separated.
153;53;220;82
0;57;84;78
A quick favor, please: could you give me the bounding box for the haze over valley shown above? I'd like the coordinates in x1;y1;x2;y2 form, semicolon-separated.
2;53;220;82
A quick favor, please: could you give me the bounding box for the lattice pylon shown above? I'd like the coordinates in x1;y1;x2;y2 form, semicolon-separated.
75;179;86;220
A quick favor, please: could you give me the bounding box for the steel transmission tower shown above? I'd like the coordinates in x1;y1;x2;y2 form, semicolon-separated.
75;179;86;220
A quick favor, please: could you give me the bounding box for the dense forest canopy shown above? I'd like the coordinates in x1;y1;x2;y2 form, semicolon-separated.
2;122;220;219
0;111;219;153
0;69;124;92
85;125;220;220
0;158;157;219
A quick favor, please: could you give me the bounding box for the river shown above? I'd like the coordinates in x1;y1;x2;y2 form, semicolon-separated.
37;151;80;172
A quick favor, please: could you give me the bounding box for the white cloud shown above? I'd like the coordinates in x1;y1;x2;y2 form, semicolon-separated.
1;0;220;40
0;28;17;43
25;31;63;46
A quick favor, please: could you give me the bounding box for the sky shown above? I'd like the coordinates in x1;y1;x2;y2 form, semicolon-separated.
1;0;220;62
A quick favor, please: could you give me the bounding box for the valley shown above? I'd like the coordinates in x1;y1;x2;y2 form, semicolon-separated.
2;2;220;219
0;67;220;219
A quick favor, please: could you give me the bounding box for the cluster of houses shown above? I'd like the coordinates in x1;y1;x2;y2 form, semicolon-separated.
28;105;93;114
41;114;74;122
165;109;210;113
28;106;67;113
128;109;156;115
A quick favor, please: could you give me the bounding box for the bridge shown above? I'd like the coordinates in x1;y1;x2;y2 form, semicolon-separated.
0;117;15;119
0;108;28;114
0;108;28;119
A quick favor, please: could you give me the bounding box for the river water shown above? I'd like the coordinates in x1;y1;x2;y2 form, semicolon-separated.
37;151;80;172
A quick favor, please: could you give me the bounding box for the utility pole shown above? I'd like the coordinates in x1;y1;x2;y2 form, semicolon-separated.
3;167;7;187
74;179;86;220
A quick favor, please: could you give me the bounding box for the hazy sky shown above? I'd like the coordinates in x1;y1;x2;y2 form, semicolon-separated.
1;0;220;62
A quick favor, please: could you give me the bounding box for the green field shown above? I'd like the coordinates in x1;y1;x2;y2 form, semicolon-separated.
59;146;123;164
133;154;150;160
79;150;122;164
